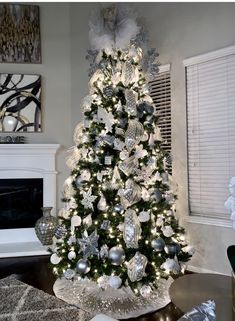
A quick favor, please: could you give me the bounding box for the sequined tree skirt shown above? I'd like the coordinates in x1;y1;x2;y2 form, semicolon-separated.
53;277;173;319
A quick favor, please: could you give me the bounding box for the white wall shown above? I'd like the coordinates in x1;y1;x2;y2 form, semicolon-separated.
69;2;235;274
134;2;235;274
1;3;72;210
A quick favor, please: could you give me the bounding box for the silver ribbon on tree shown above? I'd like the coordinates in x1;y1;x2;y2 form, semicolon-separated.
123;208;142;248
125;119;144;151
118;179;142;208
122;61;138;87
124;89;138;116
119;155;139;176
127;252;148;282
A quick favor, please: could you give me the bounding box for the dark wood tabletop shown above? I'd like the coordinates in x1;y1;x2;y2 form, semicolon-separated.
169;273;235;321
0;255;183;321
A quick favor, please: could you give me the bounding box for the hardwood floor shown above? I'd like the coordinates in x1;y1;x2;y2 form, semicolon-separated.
0;255;183;320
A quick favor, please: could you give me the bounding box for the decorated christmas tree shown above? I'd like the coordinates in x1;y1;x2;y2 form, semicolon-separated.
50;4;194;317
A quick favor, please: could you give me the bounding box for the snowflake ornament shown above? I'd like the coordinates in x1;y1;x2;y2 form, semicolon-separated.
97;107;116;133
78;230;99;258
81;187;98;210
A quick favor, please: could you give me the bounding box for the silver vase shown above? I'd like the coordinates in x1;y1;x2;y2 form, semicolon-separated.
35;207;58;245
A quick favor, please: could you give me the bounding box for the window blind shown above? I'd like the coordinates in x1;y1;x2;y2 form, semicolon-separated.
185;49;235;219
149;66;172;173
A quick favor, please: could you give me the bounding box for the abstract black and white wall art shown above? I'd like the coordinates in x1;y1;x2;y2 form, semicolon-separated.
0;4;41;63
0;74;41;132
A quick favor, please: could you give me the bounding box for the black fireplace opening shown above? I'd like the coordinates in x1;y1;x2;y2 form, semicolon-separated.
0;178;43;229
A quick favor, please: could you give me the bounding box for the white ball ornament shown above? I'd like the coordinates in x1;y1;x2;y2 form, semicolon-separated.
71;215;81;227
139;211;150;222
50;253;61;265
109;276;122;289
140;285;152;298
68;251;76;260
162;225;174;237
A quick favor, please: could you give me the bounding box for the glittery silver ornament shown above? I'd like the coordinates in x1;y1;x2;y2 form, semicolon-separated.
123;209;142;248
104;155;113;165
103;85;114;98
77;230;99;258
109;246;125;265
76;259;90;274
140;285;152;298
151;238;165;252
125;120;144;151
100;244;109;259
127;252;148;282
100;220;111;230
54;225;67;239
81;187;98;211
125;89;137;116
164;243;181;257
64;269;76;280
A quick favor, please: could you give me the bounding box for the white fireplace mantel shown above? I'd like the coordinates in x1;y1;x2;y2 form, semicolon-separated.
0;143;60;257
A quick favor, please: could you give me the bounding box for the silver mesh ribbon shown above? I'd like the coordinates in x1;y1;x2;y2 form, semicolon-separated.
119;155;138;176
123;209;142;248
125;120;144;151
127;252;148;282
125;89;137;116
53;277;173;319
119;179;142;208
122;60;136;86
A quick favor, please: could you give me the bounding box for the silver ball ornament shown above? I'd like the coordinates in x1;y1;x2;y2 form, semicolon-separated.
109;276;122;289
151;237;165;252
114;204;124;213
109;246;125;266
164;243;181;257
76;259;90;274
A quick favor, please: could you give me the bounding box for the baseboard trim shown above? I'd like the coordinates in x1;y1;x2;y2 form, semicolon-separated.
187;264;230;276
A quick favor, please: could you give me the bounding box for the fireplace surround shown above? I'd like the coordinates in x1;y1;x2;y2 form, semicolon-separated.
0;144;60;257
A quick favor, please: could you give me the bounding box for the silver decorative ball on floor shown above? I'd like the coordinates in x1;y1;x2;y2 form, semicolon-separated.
76;259;90;274
109;246;125;265
151;237;165;252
